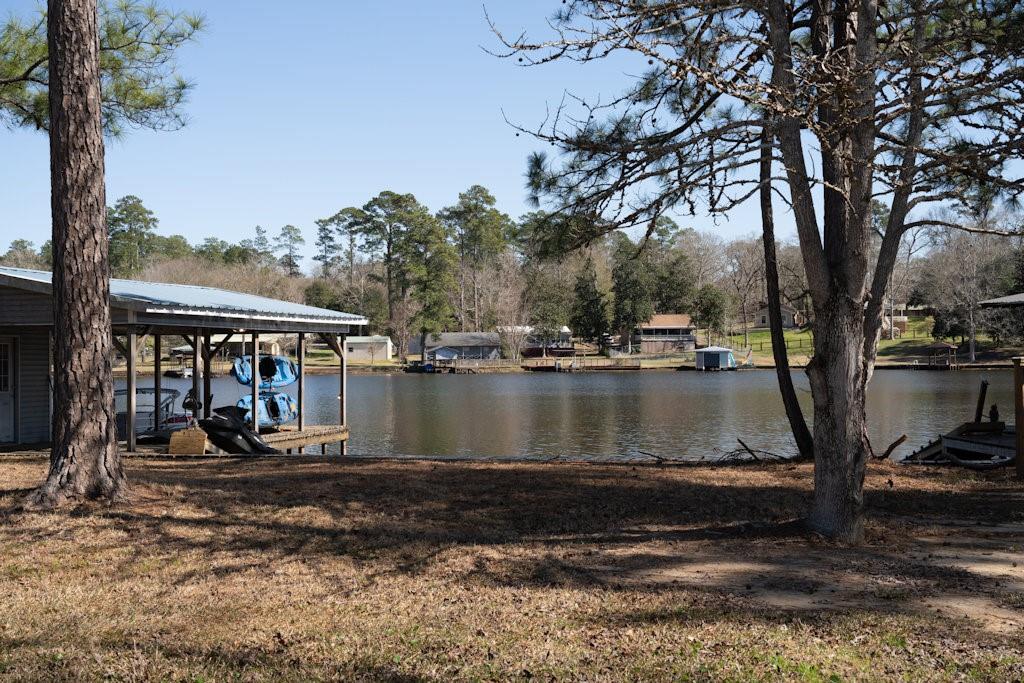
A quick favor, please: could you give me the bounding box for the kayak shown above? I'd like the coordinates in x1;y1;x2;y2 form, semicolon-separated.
236;391;299;427
231;355;298;389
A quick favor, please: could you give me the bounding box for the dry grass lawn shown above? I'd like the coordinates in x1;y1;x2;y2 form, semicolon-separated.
1;455;1022;681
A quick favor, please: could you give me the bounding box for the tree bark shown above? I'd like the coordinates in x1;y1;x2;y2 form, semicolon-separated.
760;124;814;461
806;297;869;542
26;0;125;509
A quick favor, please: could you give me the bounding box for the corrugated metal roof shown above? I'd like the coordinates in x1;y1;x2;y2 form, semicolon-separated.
425;332;500;349
0;266;367;325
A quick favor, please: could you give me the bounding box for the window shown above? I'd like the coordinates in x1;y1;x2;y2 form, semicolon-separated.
0;342;9;392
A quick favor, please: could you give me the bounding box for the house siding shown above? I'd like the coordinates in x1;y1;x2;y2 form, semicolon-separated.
0;286;52;325
2;327;51;443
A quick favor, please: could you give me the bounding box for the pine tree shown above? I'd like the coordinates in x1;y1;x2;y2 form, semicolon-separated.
611;239;655;352
570;255;609;342
275;224;305;277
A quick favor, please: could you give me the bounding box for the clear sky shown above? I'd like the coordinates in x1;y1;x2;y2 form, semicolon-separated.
1;0;770;265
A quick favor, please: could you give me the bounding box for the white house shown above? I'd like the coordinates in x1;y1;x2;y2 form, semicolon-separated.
345;335;394;363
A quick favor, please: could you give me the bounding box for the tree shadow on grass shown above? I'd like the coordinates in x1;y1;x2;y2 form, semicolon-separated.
2;457;1021;633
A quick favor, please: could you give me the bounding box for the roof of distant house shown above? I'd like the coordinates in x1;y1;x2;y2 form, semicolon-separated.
347;335;393;343
641;314;693;328
981;292;1024;308
0;266;367;327
424;332;500;349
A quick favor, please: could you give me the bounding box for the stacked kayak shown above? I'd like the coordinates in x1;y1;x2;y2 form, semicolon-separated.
237;392;299;428
230;354;299;428
231;355;298;388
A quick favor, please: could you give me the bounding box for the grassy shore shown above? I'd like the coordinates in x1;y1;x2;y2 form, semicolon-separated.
1;456;1022;681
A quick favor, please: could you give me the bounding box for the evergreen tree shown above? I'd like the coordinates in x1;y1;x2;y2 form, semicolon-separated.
275;224;305;277
438;185;514;330
570;255;609;342
107;195;158;277
611;238;655;352
0;1;203;135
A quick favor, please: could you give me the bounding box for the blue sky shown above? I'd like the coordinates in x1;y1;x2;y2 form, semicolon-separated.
1;0;769;264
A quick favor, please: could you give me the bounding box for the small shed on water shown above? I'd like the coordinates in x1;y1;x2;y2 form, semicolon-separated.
0;267;366;452
695;346;737;371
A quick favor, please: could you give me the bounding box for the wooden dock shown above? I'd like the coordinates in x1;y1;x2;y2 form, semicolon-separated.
261;425;350;454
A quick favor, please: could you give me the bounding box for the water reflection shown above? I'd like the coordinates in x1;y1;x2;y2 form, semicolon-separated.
132;369;1012;461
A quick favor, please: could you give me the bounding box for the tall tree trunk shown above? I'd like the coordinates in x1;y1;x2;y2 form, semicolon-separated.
26;0;125;509
741;301;749;348
806;297;869;541
760;124;814;460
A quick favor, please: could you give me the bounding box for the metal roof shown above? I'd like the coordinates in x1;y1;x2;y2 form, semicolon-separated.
980;292;1024;308
0;266;367;327
696;346;734;353
425;332;501;349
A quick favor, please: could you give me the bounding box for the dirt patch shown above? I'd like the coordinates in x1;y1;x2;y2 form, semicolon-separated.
1;455;1021;681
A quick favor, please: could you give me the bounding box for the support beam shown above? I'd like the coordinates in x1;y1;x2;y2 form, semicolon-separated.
297;332;305;432
154;334;162;434
1015;358;1024;479
339;334;347;456
126;331;137;452
252;331;260;434
192;327;202;422
202;330;213;418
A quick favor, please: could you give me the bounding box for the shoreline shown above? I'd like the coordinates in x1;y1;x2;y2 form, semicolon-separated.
113;360;1016;378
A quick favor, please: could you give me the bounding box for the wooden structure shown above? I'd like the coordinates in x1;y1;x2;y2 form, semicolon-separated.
0;266;366;454
979;293;1024;478
925;341;959;369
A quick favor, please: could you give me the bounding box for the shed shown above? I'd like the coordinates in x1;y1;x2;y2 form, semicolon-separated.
345;335;394;363
695;346;736;370
0;266;366;452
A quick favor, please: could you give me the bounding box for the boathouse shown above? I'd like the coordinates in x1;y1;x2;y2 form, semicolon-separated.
0;266;366;452
695;346;737;370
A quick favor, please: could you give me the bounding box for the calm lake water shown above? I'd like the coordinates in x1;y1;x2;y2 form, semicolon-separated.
133;369;1013;461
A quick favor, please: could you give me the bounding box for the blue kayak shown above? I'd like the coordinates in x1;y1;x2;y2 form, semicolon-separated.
231;355;298;389
236;392;299;427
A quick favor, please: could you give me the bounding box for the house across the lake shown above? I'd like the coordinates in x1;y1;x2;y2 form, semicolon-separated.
635;314;697;353
345;335;394;363
0;266;365;449
412;332;502;361
752;303;807;329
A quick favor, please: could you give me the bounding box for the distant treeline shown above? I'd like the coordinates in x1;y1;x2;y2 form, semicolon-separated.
5;192;1024;359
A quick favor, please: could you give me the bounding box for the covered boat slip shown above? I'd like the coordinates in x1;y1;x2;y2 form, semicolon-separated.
0;266;366;455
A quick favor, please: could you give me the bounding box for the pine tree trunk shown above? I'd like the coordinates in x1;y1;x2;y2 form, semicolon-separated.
26;0;125;509
806;297;868;542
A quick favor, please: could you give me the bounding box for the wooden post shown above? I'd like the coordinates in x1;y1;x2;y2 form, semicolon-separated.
342;335;350;454
297;332;305;432
126;331;137;452
1014;358;1024;479
202;330;212;419
153;334;162;433
252;331;260;434
191;328;201;420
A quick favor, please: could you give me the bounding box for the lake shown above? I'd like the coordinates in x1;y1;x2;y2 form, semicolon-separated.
137;369;1013;461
